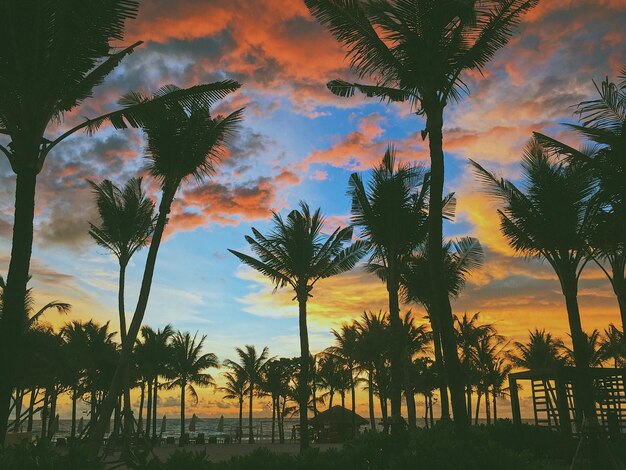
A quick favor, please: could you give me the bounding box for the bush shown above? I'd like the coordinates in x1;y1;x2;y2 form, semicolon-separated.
0;440;103;470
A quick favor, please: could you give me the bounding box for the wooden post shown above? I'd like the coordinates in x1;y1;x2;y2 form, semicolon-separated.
509;376;521;426
555;371;572;436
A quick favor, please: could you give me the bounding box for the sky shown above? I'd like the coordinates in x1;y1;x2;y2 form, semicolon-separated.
1;0;625;420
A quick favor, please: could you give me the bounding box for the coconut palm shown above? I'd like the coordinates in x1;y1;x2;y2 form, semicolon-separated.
90;85;242;447
510;329;567;371
536;68;626;333
599;324;626;368
0;1;243;440
471;139;599;422
224;346;270;444
88;177;155;439
305;0;538;429
167;331;218;442
229;202;367;450
220;365;248;443
401;237;484;419
348;147;429;430
487;356;512;422
135;324;173;439
455;312;497;419
261;359;292;443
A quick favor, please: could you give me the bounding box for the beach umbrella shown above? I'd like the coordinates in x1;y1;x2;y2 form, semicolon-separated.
77;417;84;435
160;415;167;438
217;415;224;433
189;413;198;432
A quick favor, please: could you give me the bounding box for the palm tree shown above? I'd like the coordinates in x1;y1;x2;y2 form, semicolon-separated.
224;346;270;444
348;147;429;430
305;0;537;430
536;67;626;333
455;312;497;420
401;237;484;419
220;368;248;443
135;324;173;439
330;324;360;433
88;177;155;439
509;329;567;372
167;331;218;443
229;202;367;450
90;85;242;448
599;324;626;368
487;356;512;422
0;2;242;441
471;139;599;423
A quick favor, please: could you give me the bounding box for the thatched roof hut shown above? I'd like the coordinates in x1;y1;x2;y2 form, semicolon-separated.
310;405;369;427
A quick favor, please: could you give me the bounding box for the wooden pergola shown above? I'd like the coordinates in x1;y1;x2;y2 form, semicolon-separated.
508;367;626;436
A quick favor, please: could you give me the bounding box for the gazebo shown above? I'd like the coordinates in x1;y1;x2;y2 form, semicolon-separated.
310;405;369;442
508;366;626;436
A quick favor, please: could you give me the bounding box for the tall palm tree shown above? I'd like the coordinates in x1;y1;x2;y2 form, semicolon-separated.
305;0;537;429
90;85;242;449
472;139;599;423
224;345;270;444
0;2;241;441
348;147;429;430
401;237;484;419
536;67;626;333
88;177;155;439
135;324;174;439
229;202;367;450
167;331;218;443
219;368;248;443
599;324;626;368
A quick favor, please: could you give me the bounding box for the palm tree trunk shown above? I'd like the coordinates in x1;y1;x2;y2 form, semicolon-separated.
0;170;37;444
466;384;473;419
47;391;57;440
71;391;77;438
350;366;356;435
13;388;23;432
474;392;481;425
137;382;145;435
401;353;416;428
485;391;491;425
611;267;626;335
248;380;254;443
90;390;97;429
297;292;310;452
379;393;388;434
238;398;243;443
386;276;405;433
27;389;36;432
89;193;174;451
271;396;276;443
152;377;158;439
118;263;134;442
425;103;468;430
180;382;185;440
41;391;49;440
278;397;285;444
428;309;450;420
492;391;497;422
561;275;597;423
424;394;429;428
429;395;434;428
145;378;153;439
368;369;376;432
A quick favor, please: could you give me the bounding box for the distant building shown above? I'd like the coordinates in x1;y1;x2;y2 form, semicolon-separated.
309;405;368;442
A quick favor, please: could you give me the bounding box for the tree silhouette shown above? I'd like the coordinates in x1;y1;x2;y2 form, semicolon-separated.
167;331;218;443
0;1;242;441
473;141;599;423
348;147;428;430
88;177;155;440
305;0;538;429
224;345;270;444
89;85;242;449
219;368;248;443
229;202;367;451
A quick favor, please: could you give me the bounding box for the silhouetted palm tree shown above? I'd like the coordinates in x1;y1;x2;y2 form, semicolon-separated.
599;324;626;368
229;202;367;451
401;237;484;419
510;329;566;371
348;147;429;430
88;177;155;439
224;345;270;444
472;139;599;422
91;85;242;447
536;68;626;333
0;2;241;440
167;331;218;443
305;0;538;429
220;368;248;443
